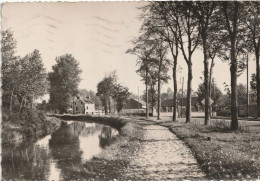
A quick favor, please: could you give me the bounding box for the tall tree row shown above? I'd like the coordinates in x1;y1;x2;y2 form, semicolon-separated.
133;1;260;130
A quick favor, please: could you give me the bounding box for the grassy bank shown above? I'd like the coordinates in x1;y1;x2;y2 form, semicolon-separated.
159;120;260;180
2;108;61;145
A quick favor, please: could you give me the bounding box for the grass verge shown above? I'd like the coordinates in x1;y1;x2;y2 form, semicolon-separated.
159;120;260;180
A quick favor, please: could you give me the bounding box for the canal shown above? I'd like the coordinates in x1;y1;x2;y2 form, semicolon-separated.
2;121;119;180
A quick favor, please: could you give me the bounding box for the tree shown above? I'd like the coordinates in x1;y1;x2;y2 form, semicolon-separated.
152;38;171;120
141;2;180;121
207;34;222;115
126;37;155;118
48;54;81;113
18;49;49;110
1;29;20;111
129;26;170;120
176;2;200;123
218;2;247;130
36;100;47;111
112;84;130;113
197;81;223;110
2;30;48;112
192;2;216;125
97;71;117;114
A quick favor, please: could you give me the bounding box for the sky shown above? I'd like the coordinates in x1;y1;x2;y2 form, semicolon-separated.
1;2;257;101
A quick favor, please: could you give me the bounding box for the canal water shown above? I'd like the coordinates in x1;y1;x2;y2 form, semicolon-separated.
2;121;119;180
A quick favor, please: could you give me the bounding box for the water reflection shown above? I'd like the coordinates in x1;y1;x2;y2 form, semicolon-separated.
2;121;119;180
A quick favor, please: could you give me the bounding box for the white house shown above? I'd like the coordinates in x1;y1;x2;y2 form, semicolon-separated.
73;97;95;114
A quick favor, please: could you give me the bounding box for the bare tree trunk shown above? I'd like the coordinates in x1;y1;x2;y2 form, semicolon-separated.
202;33;210;125
209;58;215;116
230;44;238;130
222;1;239;130
186;65;192;123
157;78;161;120
146;68;149;118
151;84;154;116
173;58;177;121
256;43;260;117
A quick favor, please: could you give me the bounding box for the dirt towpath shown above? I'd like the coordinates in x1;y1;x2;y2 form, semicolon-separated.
120;118;205;180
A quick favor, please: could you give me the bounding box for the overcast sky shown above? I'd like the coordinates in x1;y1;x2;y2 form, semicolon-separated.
1;2;256;100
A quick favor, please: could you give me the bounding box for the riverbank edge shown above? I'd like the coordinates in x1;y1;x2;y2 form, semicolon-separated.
2;109;62;145
51;114;142;180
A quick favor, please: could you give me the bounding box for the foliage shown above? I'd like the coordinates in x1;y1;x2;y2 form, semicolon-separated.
2;108;61;144
36;100;48;111
237;83;248;105
2;29;19;100
48;54;82;113
196;82;223;108
2;29;48;112
2;29;20;109
97;71;117;114
18;50;49;100
112;84;130;113
97;71;130;114
251;73;257;91
142;86;158;109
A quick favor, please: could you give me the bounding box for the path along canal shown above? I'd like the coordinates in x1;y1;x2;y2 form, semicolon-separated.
2;121;119;180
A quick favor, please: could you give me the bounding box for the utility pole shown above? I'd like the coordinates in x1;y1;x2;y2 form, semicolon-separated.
138;87;140;113
211;78;214;116
247;54;249;117
181;77;184;117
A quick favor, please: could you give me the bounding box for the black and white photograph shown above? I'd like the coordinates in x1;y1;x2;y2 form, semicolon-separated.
1;1;260;180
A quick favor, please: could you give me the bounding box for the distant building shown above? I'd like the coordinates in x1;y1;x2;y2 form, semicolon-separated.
121;98;146;114
124;98;146;109
73;96;95;114
161;97;201;113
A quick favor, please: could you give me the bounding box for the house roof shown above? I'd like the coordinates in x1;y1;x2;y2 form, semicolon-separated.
83;99;94;104
130;98;146;105
75;97;94;104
